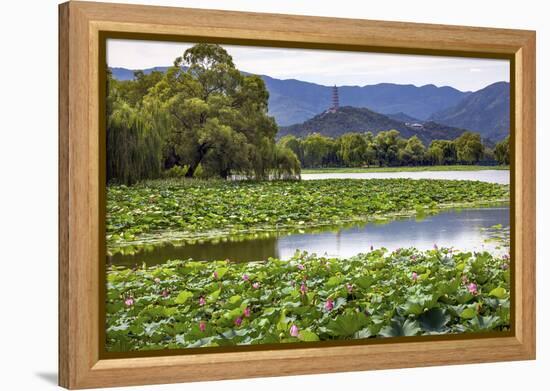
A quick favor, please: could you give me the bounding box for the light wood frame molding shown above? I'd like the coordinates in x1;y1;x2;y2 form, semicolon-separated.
59;1;536;388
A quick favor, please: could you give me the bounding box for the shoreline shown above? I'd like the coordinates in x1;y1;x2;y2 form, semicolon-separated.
107;200;510;254
301;165;509;174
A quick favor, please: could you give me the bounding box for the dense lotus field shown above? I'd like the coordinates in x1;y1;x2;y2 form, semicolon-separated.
106;179;509;251
106;248;510;352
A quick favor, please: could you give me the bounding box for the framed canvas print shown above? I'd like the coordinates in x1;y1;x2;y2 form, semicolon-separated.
58;1;536;389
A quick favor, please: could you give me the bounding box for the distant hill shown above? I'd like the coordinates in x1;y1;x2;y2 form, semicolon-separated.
428;81;510;141
386;112;422;123
110;67;469;126
109;66;171;80
278;106;468;145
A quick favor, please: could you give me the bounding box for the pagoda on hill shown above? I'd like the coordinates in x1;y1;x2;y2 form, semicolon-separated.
327;85;339;113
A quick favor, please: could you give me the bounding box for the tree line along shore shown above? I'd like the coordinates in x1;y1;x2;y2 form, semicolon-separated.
106;43;509;185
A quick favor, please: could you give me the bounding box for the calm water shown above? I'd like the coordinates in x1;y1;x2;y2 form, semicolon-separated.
109;206;509;266
302;170;509;184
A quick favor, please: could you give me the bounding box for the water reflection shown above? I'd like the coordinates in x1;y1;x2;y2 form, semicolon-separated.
302;170;509;184
109;206;509;267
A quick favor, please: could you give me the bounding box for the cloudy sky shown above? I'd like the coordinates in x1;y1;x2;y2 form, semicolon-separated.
107;39;509;92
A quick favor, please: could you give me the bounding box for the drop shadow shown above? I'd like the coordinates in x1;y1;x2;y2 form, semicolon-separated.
35;372;58;385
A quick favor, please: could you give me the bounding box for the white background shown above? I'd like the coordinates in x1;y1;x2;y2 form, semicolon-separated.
0;0;547;389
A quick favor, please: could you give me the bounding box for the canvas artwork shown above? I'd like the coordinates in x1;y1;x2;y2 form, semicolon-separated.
104;39;511;353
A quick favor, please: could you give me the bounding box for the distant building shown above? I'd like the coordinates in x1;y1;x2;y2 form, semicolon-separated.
406;122;424;130
327;85;339;113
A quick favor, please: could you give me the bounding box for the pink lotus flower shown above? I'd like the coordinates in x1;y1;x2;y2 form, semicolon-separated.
243;307;251;318
412;272;418;281
290;324;299;337
124;297;134;307
234;317;242;326
161;289;169;298
242;274;249;282
199;321;206;332
324;299;334;311
154;277;161;284
346;283;353;293
199;297;206;306
297;264;305;270
252;282;260;289
468;283;478;295
213;271;219;279
300;283;308;295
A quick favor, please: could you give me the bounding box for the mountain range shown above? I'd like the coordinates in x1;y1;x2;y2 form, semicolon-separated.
428;81;510;141
110;67;509;142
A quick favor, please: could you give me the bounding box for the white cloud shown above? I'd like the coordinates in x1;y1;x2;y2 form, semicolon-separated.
107;39;509;91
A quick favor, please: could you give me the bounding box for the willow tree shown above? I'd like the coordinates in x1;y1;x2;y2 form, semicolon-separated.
455;132;484;164
338;132;367;167
374;130;401;166
278;135;304;163
146;43;279;179
302;133;339;168
106;101;163;184
429;140;457;165
494;135;510;165
272;144;301;179
398;135;426;166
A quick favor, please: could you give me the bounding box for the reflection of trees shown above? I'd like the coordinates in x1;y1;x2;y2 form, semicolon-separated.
110;235;279;267
108;206;511;269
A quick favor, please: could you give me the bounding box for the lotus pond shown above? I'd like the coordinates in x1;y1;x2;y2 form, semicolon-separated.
106;178;509;252
105;178;511;352
106;248;510;351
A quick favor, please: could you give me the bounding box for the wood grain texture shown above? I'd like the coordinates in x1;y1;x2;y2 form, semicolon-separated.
58;1;536;388
58;3;70;387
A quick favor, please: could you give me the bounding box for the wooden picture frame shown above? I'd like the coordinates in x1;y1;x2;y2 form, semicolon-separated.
59;1;536;388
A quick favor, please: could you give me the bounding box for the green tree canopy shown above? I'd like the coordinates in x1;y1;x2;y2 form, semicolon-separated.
338;132;368;167
494;135;510;165
454;132;484;164
143;43;282;179
374;130;401;166
302;133;339;168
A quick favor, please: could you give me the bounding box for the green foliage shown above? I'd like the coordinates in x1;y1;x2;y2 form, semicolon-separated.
278;135;304;162
106;248;510;351
106;179;509;250
428;140;457;165
374;129;401;166
302;133;339;168
454;132;484;164
273;144;301;179
147;44;282;180
401;135;426;166
106;100;163;184
107;43;298;183
494;135;510;165
162;165;189;178
278;129;494;170
338;132;368;167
